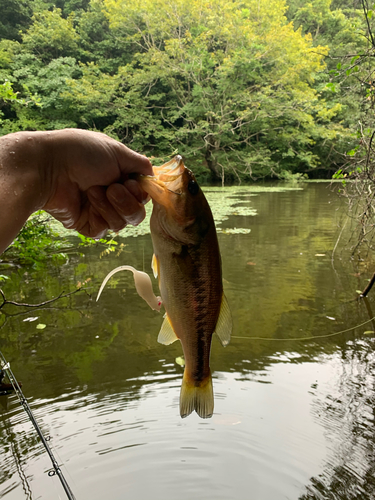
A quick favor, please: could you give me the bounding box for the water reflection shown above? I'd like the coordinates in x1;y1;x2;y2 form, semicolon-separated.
300;337;375;499
1;182;375;499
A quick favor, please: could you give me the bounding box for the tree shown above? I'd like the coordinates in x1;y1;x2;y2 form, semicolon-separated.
99;0;349;180
326;0;375;257
0;0;355;180
0;0;32;42
22;8;79;62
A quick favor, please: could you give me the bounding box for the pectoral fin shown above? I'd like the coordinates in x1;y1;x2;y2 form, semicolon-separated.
214;293;232;347
158;314;179;345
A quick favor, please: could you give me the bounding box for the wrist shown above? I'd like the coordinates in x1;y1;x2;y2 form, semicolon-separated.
0;131;52;254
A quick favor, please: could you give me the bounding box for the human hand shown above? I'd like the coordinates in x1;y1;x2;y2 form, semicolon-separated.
42;129;153;239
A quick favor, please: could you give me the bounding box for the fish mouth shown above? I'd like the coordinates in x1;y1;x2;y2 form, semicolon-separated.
139;156;185;206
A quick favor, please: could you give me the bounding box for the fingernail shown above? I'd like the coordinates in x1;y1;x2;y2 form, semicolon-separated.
142;193;151;205
126;208;146;227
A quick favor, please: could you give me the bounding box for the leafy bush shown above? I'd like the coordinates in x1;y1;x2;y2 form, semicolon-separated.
4;211;68;267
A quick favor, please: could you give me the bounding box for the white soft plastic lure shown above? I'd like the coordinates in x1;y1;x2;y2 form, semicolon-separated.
96;265;162;312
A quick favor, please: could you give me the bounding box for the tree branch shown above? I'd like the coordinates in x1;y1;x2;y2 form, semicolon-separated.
0;287;86;310
360;271;375;297
361;0;375;49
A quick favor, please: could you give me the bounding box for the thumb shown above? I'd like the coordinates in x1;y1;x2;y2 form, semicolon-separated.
115;142;153;177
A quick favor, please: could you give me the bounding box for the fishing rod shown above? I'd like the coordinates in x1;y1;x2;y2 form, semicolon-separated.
0;351;76;500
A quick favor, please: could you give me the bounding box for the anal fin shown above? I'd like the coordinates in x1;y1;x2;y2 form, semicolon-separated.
158;314;179;345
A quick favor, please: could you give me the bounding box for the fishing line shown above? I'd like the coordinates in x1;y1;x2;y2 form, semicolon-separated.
232;315;375;342
0;351;77;500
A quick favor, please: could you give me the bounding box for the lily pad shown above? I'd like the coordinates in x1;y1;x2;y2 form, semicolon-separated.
175;356;185;367
36;324;46;330
219;228;251;234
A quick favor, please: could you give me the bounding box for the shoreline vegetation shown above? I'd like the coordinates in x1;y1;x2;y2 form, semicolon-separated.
1;0;375;260
0;0;371;184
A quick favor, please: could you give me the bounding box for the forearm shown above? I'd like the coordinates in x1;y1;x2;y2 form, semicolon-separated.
0;131;49;255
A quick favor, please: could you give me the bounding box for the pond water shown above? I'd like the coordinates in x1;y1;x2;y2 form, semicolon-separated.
1;182;375;500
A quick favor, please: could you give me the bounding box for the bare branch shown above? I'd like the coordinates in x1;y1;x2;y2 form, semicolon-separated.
0;287;87;311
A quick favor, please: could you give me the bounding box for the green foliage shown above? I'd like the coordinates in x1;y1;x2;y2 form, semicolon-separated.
0;0;364;180
23;8;79;62
0;80;24;103
3;210;125;267
0;0;32;41
94;0;348;179
278;170;309;181
0;79;42;132
77;233;118;249
286;0;363;157
4;211;68;267
312;0;375;254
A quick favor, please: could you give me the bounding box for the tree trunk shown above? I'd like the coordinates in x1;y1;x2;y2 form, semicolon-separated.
204;147;220;178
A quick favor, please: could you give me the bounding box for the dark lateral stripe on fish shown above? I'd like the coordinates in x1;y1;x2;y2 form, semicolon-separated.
192;324;211;381
195;311;207;323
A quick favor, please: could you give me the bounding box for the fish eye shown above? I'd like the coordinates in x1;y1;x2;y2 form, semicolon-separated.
188;179;199;195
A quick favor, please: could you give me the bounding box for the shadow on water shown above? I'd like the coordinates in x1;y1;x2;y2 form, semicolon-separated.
1;182;375;499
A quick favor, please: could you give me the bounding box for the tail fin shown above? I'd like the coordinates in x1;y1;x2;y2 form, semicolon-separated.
180;370;213;419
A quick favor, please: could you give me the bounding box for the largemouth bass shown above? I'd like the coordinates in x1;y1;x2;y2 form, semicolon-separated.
139;156;232;418
97;156;232;418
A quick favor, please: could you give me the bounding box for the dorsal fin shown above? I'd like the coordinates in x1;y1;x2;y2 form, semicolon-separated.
214;293;232;347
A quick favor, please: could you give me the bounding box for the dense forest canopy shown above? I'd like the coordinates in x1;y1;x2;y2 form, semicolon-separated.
0;0;372;181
